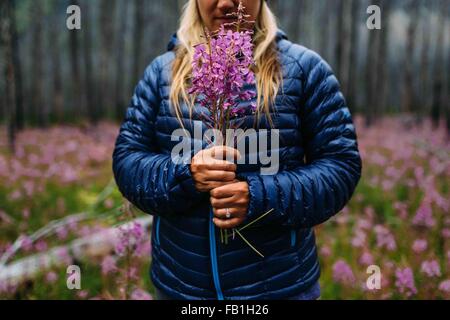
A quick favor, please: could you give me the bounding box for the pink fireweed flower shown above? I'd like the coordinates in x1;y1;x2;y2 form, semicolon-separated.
22;208;30;219
114;222;145;257
335;210;350;225
20;235;33;252
414;166;425;182
420;260;441;278
101;255;118;275
393;201;408;219
351;229;366;248
381;179;394;191
395;267;417;297
56;226;69;240
356;218;373;230
332;260;356;285
34;239;48;252
359;252;374;266
438;280;450;293
8;189;22;201
127;267;139;281
188;23;257;130
384;260;395;270
0;280;17;296
0;210;14;225
412;239;428;254
354;194;364;202
77;290;89;299
319;245;331;258
45;271;58;284
78;225;93;237
67;217;78;232
131;288;153;300
134;239;151;258
23;180;35;197
374;225;396;251
441;228;450;239
363;206;375;219
55;247;73;265
412;200;435;228
104;198;114;209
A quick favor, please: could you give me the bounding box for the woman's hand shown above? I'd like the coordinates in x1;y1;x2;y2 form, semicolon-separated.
210;181;249;229
190;146;240;192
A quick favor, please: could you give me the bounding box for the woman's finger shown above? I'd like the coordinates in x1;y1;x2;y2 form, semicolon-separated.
213;217;244;229
210;184;236;198
204;180;230;190
196;179;240;192
204;170;235;182
213;207;245;220
204;160;237;172
210;194;247;208
210;195;235;208
208;146;241;161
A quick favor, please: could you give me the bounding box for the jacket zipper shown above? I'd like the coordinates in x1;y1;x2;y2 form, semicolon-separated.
155;216;161;245
291;229;297;247
209;208;224;300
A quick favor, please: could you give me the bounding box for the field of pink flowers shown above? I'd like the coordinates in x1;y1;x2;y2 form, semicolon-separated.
0;116;449;300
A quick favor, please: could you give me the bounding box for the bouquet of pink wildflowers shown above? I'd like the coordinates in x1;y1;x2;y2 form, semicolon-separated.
188;2;273;257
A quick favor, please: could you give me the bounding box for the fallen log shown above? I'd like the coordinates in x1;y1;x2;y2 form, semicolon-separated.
0;216;153;286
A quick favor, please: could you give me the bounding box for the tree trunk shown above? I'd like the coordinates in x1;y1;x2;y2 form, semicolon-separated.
49;4;63;123
10;0;23;131
318;1;328;59
82;0;97;124
376;0;391;115
302;1;313;47
417;2;432;123
402;0;419;115
31;1;44;126
447;15;450;136
284;0;301;42
114;0;128;120
346;0;361;112
1;0;17;152
335;0;345;89
132;0;145;87
68;0;82;121
365;0;381;126
99;0;117;119
430;0;447;127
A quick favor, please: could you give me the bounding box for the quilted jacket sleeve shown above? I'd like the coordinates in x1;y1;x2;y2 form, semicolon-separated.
244;49;362;229
112;58;205;217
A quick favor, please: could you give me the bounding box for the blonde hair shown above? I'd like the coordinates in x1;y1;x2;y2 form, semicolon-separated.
170;0;282;128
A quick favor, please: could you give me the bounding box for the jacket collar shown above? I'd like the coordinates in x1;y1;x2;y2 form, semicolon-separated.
167;29;288;51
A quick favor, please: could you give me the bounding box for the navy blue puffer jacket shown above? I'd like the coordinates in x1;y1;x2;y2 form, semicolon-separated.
112;30;362;300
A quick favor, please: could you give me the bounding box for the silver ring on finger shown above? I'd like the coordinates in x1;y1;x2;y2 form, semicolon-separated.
225;208;231;219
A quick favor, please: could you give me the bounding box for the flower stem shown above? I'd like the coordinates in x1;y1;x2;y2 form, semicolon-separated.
236;208;274;233
234;229;264;258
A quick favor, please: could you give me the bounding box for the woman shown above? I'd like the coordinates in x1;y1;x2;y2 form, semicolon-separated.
113;0;361;300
